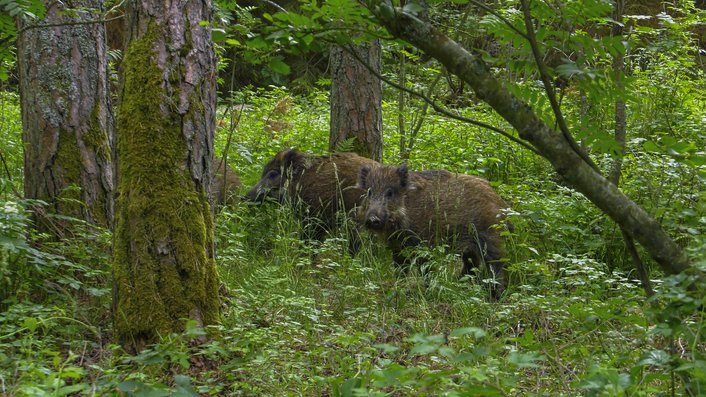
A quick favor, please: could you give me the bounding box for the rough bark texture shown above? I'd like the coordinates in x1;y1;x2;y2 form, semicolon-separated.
372;8;690;275
113;0;220;350
17;0;115;234
329;42;383;162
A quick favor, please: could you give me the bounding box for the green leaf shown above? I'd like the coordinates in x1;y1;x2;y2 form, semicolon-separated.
450;327;486;338
212;28;227;43
23;316;38;333
173;375;199;397
57;384;87;396
373;343;400;353
642;140;661;152
402;2;424;14
507;351;544;368
339;377;362;397
118;380;141;392
268;58;291;75
638;350;670;367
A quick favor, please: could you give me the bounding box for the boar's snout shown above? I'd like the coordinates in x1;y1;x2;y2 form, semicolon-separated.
365;215;383;229
364;211;387;230
244;185;265;202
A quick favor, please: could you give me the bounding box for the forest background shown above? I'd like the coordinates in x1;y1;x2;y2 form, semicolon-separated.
0;0;705;395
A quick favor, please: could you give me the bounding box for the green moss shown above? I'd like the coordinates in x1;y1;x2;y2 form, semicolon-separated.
82;104;112;228
84;104;111;161
113;22;220;348
54;129;84;220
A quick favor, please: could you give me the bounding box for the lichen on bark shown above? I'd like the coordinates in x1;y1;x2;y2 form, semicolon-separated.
113;21;220;347
18;0;114;234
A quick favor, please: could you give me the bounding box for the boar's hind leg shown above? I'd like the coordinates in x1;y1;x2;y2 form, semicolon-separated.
461;248;483;277
462;235;507;299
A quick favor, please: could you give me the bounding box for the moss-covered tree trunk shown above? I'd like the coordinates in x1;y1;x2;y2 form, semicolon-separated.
329;42;383;161
17;0;115;235
113;0;220;350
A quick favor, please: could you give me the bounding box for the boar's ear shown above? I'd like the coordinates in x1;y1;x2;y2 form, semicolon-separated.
282;148;299;169
397;163;409;188
358;165;371;189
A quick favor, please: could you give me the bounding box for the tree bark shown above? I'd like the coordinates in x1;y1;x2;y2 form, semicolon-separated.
112;0;220;350
608;0;627;186
329;41;383;162
372;8;690;275
17;0;115;235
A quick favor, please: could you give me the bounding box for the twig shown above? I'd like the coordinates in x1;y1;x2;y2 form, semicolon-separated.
0;149;22;198
519;0;601;173
262;0;288;13
467;0;529;41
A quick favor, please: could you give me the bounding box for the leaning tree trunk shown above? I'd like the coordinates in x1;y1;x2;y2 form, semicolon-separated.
17;0;114;235
329;41;383;162
372;7;690;275
112;0;220;351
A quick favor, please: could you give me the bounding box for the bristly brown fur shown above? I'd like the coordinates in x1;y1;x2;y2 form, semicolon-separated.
359;163;512;298
245;148;379;248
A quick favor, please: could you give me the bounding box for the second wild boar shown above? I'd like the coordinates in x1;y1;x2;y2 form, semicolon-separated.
358;163;511;297
244;148;379;246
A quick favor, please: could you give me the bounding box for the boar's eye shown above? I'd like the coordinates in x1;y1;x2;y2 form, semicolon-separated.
267;170;279;179
385;188;394;199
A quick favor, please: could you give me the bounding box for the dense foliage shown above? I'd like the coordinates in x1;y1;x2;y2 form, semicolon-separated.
1;0;706;395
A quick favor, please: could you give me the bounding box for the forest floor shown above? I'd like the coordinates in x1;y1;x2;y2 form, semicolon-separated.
1;90;704;395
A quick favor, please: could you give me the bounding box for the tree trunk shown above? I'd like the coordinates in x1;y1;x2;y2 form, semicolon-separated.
329;41;383;162
17;0;115;235
112;0;220;351
398;49;408;160
607;0;654;297
608;0;627;186
372;7;690;275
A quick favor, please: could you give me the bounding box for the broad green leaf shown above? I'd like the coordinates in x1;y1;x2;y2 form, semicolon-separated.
268;58;291;75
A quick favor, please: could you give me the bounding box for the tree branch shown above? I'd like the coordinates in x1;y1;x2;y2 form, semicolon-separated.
370;5;690;275
518;0;601;174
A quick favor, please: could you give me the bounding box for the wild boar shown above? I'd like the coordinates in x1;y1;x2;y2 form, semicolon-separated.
358;163;511;297
212;159;241;207
244;148;379;247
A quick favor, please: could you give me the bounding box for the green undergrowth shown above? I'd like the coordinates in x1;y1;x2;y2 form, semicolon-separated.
1;88;705;395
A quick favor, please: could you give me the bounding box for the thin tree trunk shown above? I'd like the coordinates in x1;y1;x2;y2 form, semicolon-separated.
373;8;690;275
329;41;383;162
17;0;114;235
112;0;220;351
608;0;654;297
609;0;627;186
398;49;408;160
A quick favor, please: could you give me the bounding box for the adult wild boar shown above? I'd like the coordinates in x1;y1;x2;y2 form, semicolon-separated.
244;148;379;246
211;159;241;207
358;163;511;297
